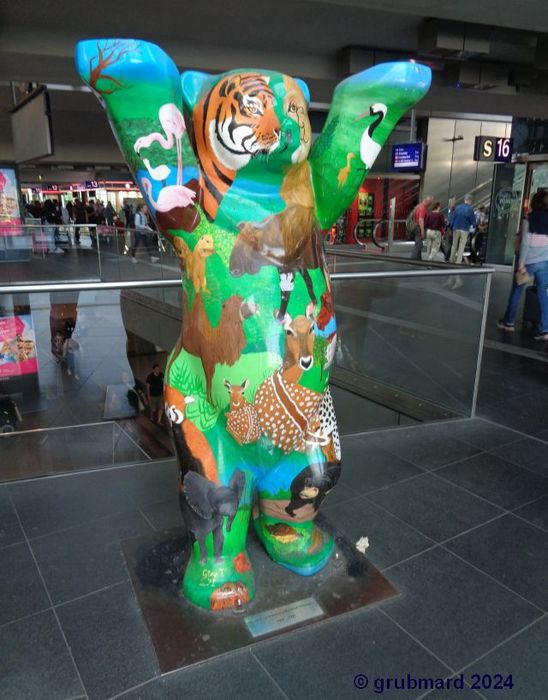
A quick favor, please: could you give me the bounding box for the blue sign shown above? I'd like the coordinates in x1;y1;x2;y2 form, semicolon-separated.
391;142;426;172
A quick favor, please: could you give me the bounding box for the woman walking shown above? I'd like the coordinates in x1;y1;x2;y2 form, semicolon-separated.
499;190;548;341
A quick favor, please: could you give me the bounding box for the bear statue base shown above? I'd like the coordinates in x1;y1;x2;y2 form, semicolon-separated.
122;516;398;673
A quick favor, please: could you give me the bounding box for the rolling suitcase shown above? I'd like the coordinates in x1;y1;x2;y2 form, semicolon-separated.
523;286;540;327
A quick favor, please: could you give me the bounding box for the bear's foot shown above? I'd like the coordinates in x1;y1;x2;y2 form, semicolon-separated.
182;549;254;611
253;512;334;576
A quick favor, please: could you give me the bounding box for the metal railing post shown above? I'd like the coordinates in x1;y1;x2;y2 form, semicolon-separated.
388;197;396;255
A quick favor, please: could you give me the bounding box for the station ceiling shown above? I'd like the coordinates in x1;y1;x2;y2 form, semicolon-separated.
1;0;547;166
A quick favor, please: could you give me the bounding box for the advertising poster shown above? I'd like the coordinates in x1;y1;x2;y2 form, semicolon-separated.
0;167;22;235
0;314;39;378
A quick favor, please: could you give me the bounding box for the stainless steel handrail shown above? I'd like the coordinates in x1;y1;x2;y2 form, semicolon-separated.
353;218;411;252
0;264;492;295
353;219;382;248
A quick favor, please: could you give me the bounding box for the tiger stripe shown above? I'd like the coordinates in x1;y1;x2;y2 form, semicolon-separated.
192;72;280;221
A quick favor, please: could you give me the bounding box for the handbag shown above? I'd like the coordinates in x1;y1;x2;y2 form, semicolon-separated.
515;268;534;286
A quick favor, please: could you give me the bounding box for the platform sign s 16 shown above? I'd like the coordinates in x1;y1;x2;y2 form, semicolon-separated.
474;136;513;163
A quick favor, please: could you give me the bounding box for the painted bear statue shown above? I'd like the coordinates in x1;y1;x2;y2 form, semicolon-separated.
75;40;431;611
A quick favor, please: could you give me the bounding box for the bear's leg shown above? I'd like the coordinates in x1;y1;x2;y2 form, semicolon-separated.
180;465;255;611
182;470;255;610
253;453;341;576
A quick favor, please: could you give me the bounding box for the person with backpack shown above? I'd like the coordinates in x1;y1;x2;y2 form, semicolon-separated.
407;195;433;260
424;201;445;261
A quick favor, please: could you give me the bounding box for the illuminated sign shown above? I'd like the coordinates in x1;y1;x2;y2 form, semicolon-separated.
391;142;427;172
474;136;513;163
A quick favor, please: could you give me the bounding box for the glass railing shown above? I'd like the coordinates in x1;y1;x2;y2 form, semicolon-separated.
0;250;492;481
0;422;151;480
0;224;181;285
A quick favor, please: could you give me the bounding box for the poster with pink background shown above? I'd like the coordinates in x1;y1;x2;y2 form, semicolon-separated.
0;314;38;378
0;167;23;236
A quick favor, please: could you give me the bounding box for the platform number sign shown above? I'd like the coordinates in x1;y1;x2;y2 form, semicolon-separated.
474;136;513;163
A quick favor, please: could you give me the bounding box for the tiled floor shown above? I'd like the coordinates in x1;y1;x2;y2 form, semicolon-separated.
1;414;547;700
1;266;547;698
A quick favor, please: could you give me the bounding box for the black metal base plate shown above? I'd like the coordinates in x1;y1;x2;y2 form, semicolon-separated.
122;515;398;673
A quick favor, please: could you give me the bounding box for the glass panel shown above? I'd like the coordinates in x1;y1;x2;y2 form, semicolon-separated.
0;423;148;480
0;269;489;480
0;225;183;286
485;163;526;265
332;272;488;417
0;224;101;284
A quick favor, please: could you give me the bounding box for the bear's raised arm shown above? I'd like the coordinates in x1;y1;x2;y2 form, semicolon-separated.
309;62;431;229
75;39;199;223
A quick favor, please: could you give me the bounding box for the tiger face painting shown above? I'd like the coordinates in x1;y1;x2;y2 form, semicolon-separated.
184;71;309;221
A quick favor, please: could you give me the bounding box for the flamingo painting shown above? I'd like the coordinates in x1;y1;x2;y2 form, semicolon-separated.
134;103;186;186
142;158;171;181
357;103;387;169
141;177;196;212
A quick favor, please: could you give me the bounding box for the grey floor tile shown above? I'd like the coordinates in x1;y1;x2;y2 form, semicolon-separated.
489;437;548;478
420;687;484;699
445;514;548;611
479;405;548;438
437;453;548;510
325;497;434;570
139;496;182;532
110;460;179;507
512;496;548;532
254;607;449;699
31;510;153;604
0;610;84;700
363;430;481;470
56;581;157;700
8;470;136;538
0;486;24;549
368;473;503;542
448;420;521;451
0;542;50;626
534;427;548;443
381;548;541;670
320;481;360;511
466;617;548;699
339;437;423;495
118;651;285;699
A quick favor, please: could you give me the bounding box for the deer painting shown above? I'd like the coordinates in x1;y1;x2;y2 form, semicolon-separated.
76;37;431;610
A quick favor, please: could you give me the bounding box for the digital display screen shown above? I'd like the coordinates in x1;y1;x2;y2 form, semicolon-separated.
391;142;426;172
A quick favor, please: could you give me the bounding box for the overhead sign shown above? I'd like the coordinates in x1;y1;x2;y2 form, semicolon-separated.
474;136;513;163
391;142;427;172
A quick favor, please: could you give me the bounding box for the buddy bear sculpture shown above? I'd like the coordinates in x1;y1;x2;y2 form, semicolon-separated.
75;40;430;611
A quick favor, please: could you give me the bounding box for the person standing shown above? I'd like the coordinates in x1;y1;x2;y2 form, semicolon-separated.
73;197;86;245
450;195;476;264
131;204;158;263
42;199;63;254
412;195;433;260
425;201;445;261
105;202;115;227
146;364;164;424
499;190;548;340
62;332;81;379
